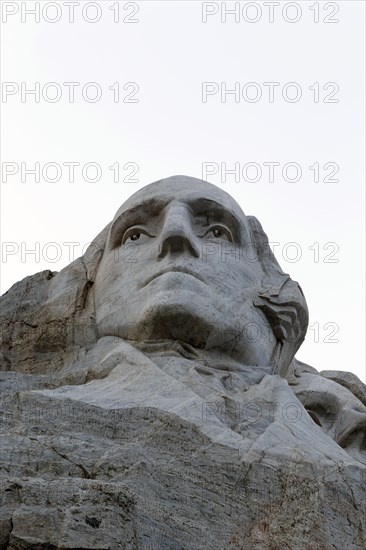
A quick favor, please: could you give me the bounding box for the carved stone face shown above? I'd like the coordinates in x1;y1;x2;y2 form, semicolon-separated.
93;176;276;365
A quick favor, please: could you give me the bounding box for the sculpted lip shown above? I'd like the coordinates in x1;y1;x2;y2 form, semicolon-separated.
142;267;206;287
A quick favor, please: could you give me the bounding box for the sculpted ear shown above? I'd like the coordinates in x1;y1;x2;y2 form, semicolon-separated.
247;216;309;377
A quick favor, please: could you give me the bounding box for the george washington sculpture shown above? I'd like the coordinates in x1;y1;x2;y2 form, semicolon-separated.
1;176;365;549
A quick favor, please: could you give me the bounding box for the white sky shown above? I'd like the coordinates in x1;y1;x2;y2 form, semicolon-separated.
1;1;365;381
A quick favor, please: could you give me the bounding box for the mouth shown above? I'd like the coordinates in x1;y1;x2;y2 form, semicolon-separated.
142;267;206;287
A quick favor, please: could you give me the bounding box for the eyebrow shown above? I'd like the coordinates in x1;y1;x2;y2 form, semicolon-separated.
109;198;170;249
109;196;243;249
190;198;243;243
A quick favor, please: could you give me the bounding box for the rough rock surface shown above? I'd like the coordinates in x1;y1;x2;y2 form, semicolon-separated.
1;176;365;549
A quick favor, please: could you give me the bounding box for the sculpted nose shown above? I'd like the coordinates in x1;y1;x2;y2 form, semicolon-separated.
157;206;200;259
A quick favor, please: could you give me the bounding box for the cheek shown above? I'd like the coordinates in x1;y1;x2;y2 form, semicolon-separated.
114;241;146;265
97;251;130;280
206;246;261;279
94;255;124;306
207;263;260;297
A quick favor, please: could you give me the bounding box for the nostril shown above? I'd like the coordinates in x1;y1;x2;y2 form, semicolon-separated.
167;235;188;253
158;233;199;259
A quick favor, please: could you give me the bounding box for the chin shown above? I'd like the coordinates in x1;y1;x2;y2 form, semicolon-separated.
132;293;217;347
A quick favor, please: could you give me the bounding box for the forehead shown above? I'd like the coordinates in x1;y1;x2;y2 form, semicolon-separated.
113;176;247;221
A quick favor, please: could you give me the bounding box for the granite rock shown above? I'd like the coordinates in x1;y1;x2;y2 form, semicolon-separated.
1;176;365;549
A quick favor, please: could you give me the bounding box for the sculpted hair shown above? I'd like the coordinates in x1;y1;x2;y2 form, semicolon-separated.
247;216;309;377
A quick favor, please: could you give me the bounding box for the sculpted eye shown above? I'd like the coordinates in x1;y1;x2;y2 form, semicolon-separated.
129;232;140;241
204;225;233;242
122;226;154;245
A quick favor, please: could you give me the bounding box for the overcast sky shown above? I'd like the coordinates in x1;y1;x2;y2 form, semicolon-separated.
1;1;365;381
